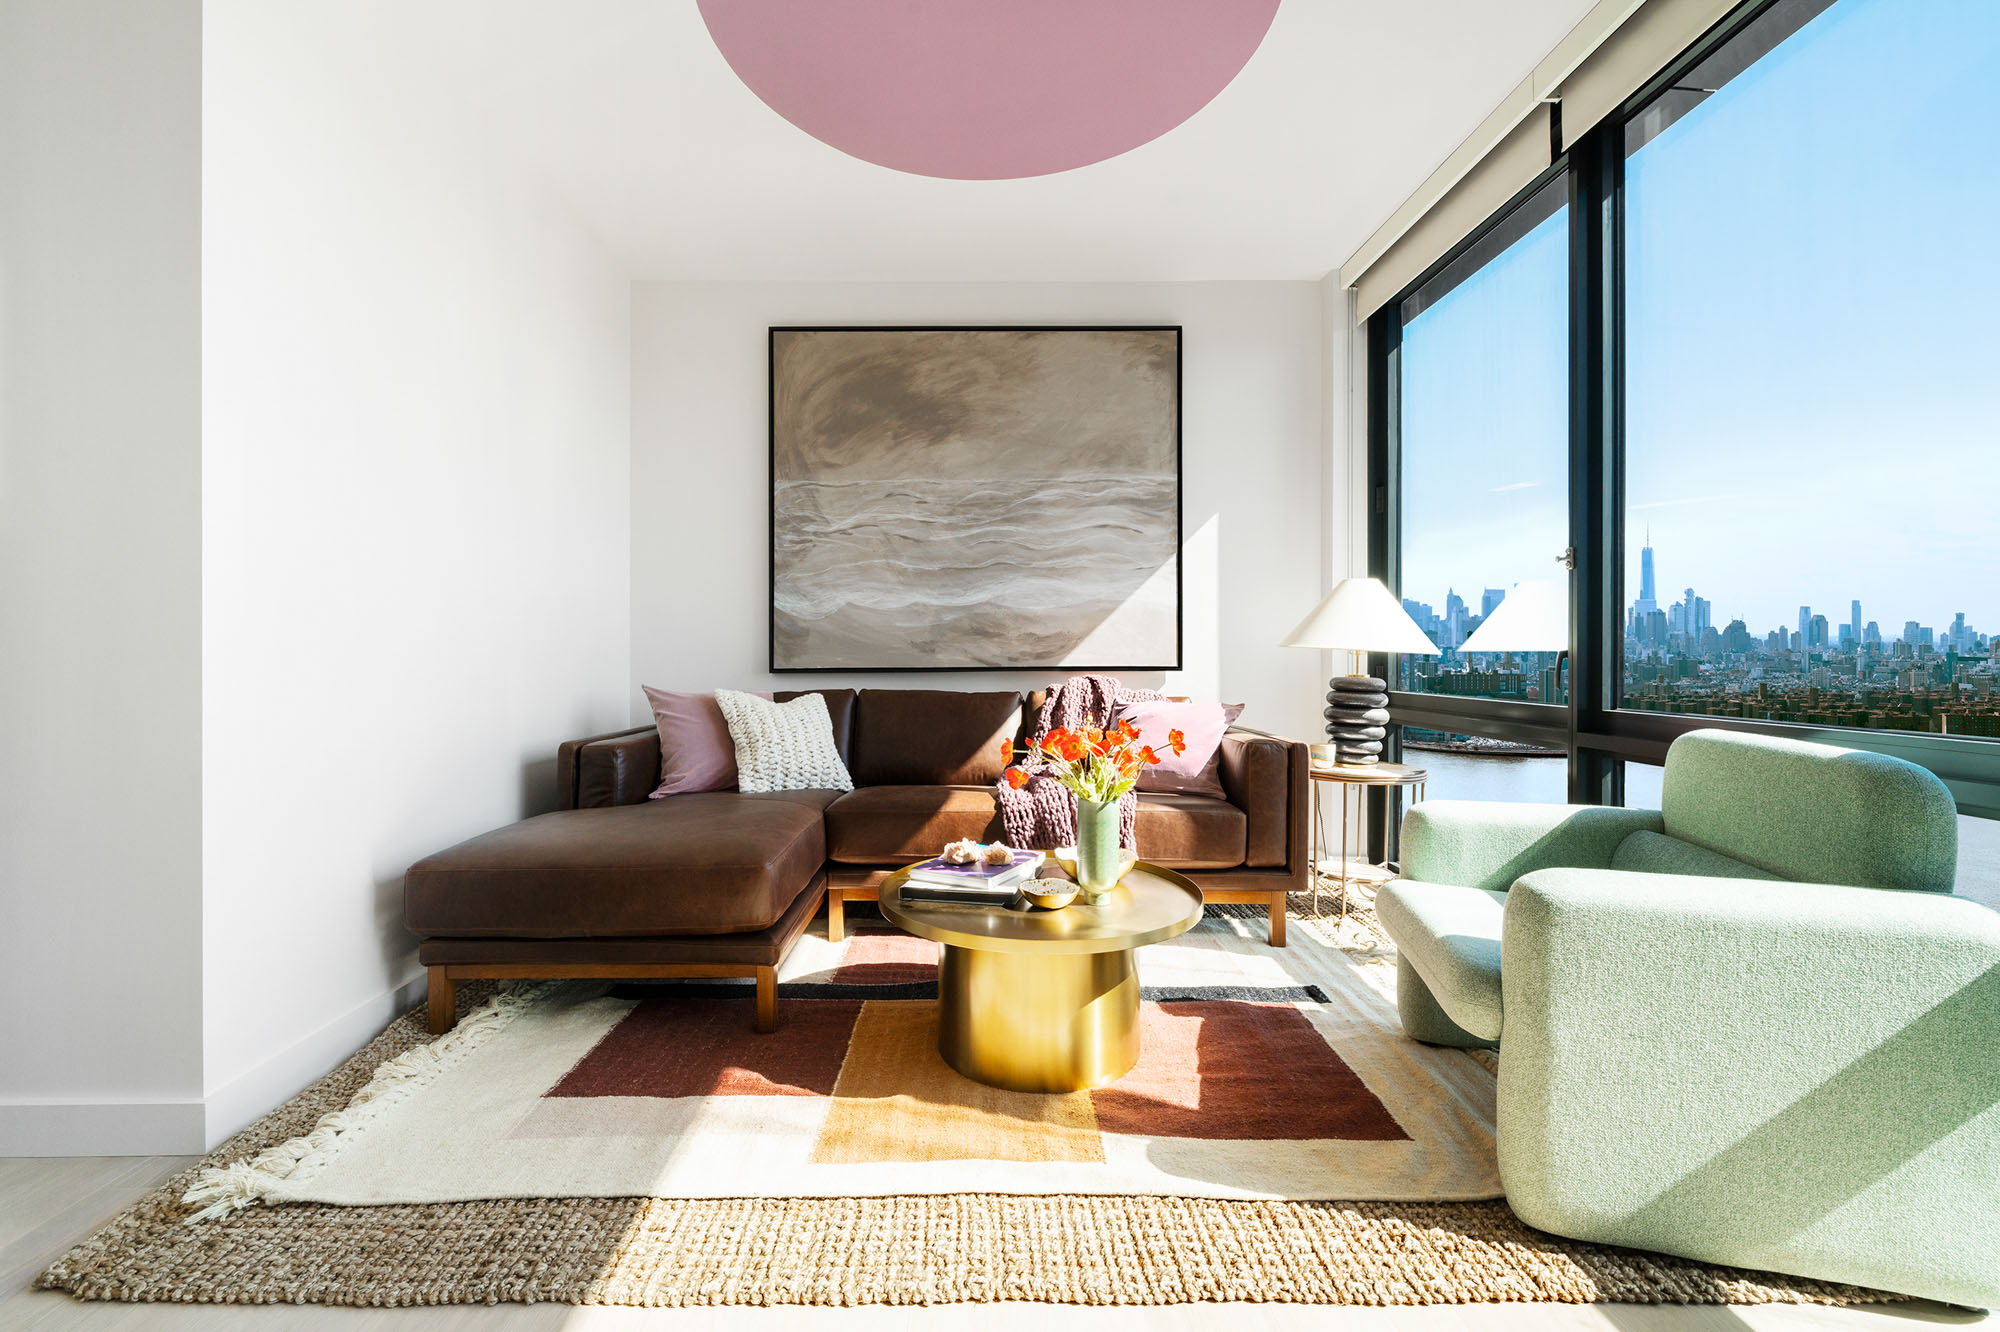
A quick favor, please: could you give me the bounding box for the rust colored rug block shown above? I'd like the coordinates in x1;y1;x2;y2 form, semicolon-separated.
830;929;939;986
547;998;861;1099
810;1000;1104;1165
1091;1001;1410;1141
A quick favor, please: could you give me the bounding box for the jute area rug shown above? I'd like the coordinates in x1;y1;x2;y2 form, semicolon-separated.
39;896;1899;1309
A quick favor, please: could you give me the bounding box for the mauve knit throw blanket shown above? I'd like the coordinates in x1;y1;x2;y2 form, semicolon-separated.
996;674;1163;851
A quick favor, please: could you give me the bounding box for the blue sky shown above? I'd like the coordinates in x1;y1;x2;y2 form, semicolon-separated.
1400;0;2000;640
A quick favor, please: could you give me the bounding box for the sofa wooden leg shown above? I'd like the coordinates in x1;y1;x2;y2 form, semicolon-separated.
426;967;457;1034
755;966;777;1033
827;889;845;943
1269;895;1287;948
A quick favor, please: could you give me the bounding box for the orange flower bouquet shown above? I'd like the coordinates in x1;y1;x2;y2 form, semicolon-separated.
999;721;1185;803
998;722;1187;896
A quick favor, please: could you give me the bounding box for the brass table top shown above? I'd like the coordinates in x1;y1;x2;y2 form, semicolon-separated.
878;860;1204;956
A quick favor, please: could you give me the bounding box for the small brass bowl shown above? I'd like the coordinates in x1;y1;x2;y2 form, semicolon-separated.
1019;878;1078;910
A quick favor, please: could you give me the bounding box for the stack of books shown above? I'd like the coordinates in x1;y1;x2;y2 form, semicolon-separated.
900;849;1045;904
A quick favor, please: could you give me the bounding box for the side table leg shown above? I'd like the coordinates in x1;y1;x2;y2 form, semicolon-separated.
1338;784;1351;920
1308;777;1322;916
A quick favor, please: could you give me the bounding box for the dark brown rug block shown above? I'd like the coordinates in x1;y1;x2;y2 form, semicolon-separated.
548;996;863;1100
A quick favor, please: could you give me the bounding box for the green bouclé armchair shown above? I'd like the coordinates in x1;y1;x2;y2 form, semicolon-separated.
1376;728;2000;1308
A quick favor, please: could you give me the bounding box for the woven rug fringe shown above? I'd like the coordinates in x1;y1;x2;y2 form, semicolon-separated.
181;981;549;1222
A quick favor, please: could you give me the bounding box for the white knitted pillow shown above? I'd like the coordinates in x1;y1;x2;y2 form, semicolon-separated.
714;689;854;794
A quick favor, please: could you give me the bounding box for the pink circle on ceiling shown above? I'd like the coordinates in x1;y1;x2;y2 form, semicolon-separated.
697;0;1282;181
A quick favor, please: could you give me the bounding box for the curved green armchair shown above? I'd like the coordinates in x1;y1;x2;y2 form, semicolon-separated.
1377;728;1998;1308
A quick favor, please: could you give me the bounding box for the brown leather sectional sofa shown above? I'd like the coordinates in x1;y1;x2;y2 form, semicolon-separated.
405;688;1309;1034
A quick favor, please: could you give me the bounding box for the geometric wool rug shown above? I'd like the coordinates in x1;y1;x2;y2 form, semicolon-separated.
181;916;1501;1215
39;904;1900;1307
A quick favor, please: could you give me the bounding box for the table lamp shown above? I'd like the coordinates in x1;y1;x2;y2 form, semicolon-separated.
1458;579;1568;655
1280;577;1441;766
1459;578;1569;706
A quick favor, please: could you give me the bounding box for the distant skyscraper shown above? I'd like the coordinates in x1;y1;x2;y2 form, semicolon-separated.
1850;600;1863;645
1798;605;1812;644
1628;531;1659;639
1481;588;1506;620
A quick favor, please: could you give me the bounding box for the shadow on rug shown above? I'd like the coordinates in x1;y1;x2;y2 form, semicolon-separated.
39;959;1902;1308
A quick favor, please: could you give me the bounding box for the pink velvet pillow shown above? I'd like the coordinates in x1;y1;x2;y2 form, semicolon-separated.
1112;699;1245;799
641;687;772;798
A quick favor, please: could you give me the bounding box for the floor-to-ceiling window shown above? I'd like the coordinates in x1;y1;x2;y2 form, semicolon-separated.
1397;177;1570;707
1372;0;2000;820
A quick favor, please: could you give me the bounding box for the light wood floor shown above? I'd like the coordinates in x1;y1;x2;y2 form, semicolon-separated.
4;1156;1984;1331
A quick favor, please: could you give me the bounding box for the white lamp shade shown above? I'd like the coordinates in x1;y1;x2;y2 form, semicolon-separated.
1459;579;1569;653
1279;577;1441;655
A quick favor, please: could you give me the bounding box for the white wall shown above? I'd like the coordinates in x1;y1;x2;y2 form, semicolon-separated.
0;0;208;1154
197;2;633;1145
632;283;1330;743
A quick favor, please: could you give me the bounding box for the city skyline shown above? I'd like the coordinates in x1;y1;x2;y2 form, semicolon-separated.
1401;529;1991;659
1399;525;2000;741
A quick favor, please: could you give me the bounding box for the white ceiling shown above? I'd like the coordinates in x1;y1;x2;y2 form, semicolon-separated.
460;0;1600;282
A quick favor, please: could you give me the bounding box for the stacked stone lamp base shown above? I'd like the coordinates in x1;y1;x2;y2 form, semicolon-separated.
1323;675;1391;765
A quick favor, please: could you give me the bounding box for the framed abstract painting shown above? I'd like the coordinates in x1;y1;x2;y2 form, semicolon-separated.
769;326;1182;671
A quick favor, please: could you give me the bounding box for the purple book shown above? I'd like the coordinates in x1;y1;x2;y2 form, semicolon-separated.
906;849;1043;887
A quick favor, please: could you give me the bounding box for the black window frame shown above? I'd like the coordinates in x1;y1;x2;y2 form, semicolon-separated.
1367;0;2000;821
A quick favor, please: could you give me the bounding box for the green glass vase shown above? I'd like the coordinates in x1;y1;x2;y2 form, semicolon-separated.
1073;797;1125;901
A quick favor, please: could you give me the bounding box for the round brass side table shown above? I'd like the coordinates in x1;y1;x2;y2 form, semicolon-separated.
1309;761;1428;917
878;862;1203;1094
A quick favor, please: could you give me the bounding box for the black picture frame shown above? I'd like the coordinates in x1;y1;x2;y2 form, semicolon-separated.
768;324;1184;673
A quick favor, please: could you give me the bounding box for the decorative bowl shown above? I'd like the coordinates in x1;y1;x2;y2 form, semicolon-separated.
1019;878;1079;910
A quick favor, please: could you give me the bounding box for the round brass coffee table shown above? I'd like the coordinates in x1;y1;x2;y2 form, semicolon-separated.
879;861;1203;1093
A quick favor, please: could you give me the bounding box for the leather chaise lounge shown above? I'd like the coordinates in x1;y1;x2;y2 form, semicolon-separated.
405;688;1309;1035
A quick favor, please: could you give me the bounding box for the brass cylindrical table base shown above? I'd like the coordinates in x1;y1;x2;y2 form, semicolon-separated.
936;943;1140;1093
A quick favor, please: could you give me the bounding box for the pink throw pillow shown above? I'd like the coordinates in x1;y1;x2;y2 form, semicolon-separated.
1113;699;1245;799
641;687;772;798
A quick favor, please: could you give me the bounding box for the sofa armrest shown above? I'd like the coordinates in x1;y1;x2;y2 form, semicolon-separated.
1499;868;2000;1307
555;726;654;810
1219;727;1308;874
570;729;663;808
1399;800;1662;893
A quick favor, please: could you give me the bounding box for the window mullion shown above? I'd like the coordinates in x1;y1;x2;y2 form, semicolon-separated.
1567;125;1621;806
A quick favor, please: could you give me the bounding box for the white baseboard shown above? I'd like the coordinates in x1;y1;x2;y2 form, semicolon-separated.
0;975;428;1157
0;1098;208;1157
201;972;426;1148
